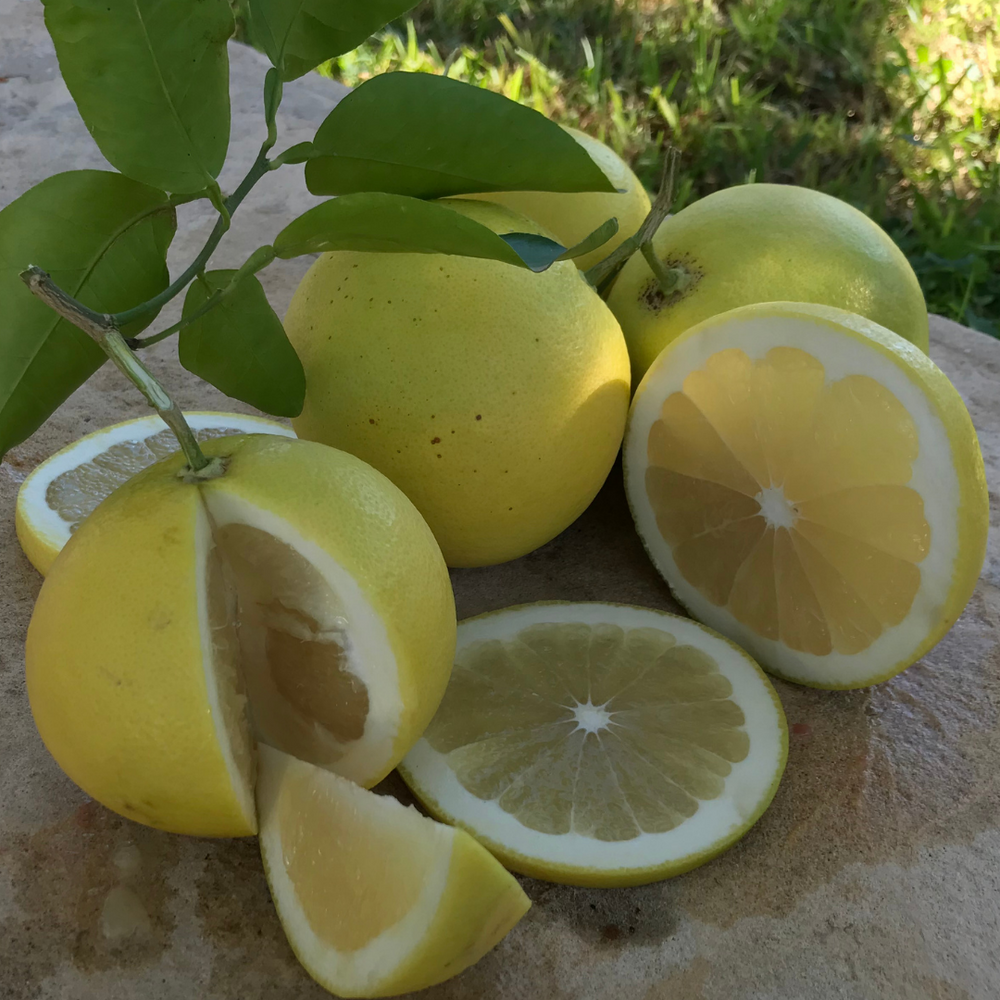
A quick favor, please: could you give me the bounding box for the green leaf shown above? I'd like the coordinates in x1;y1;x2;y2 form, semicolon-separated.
179;271;305;418
273;193;564;271
247;0;417;81
305;73;617;198
42;0;234;194
496;218;621;271
0;171;175;459
496;233;568;272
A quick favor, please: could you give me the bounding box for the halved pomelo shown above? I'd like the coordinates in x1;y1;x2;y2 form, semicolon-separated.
25;435;456;835
624;301;988;688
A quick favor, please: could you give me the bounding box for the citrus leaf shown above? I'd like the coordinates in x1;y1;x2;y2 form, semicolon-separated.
304;73;617;198
496;233;568;272
496;218;621;271
42;0;234;194
0;171;175;460
179;271;305;418
273;193;564;271
247;0;417;81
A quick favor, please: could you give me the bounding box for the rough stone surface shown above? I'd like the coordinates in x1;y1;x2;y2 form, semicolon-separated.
2;6;1000;999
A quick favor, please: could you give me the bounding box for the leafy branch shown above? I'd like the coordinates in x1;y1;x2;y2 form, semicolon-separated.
0;0;670;464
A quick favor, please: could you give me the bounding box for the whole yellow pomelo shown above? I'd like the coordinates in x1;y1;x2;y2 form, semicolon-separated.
25;434;456;836
284;199;631;568
462;127;651;270
607;183;930;385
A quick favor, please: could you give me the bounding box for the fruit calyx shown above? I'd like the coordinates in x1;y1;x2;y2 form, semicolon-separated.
177;455;229;485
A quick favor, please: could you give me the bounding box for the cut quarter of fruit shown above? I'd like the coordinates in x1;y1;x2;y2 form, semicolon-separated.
400;602;787;888
15;411;294;575
624;301;989;689
257;745;530;998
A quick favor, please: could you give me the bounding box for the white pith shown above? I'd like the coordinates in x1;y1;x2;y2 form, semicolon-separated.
17;412;294;556
624;310;961;687
194;504;257;830
203;491;402;787
257;746;454;994
401;602;785;877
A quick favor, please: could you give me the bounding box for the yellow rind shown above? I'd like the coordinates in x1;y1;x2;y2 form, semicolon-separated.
26;454;255;836
374;829;531;995
14;500;53;579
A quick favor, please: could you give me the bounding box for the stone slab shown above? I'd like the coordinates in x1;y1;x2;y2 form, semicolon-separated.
2;6;999;999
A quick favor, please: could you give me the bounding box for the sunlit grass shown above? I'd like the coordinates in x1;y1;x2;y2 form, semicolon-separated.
319;0;1000;334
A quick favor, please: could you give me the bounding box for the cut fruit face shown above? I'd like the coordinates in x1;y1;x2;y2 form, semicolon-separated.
399;602;787;888
624;302;989;688
203;489;402;787
257;745;530;998
15;412;294;575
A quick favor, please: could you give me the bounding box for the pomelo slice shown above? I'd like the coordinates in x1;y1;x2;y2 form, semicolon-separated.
400;602;787;887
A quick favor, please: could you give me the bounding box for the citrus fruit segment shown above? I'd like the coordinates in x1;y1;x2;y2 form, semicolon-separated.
624;302;989;689
26;435;455;835
400;602;787;888
15;411;293;575
283;198;630;568
606;183;930;385
257;745;530;998
461;127;651;271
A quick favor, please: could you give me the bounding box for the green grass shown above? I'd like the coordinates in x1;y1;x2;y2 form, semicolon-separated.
318;0;1000;335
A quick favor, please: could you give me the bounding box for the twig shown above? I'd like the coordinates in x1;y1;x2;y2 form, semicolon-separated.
129;245;277;349
112;146;273;330
584;145;681;293
19;266;220;477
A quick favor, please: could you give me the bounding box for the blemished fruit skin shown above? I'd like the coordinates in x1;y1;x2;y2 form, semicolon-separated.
25;435;456;836
284;199;631;568
463;127;651;271
607;183;931;386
